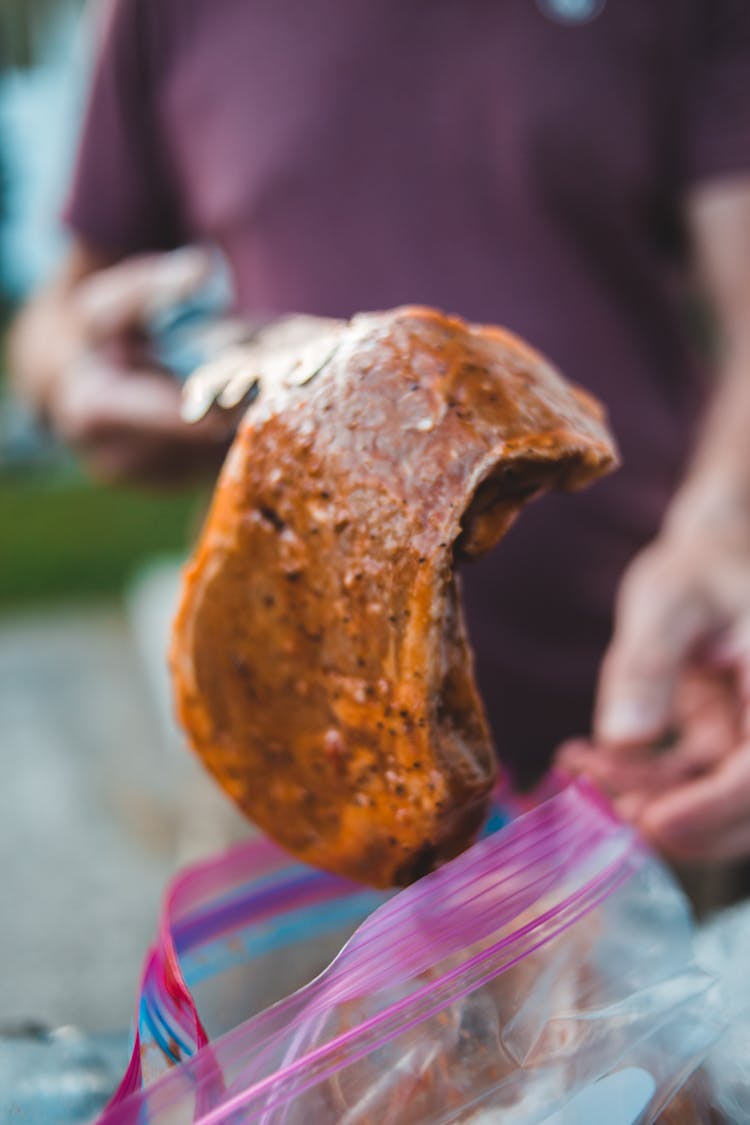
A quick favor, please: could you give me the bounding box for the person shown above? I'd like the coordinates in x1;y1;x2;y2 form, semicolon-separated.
9;0;750;872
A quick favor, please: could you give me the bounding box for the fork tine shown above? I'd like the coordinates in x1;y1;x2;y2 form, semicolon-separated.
181;349;256;421
218;374;261;410
181;380;219;423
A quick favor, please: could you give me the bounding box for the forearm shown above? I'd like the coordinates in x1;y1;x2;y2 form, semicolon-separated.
665;352;750;541
661;178;750;542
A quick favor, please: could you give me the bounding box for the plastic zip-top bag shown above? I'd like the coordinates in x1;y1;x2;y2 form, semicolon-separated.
113;793;514;1098
100;783;723;1124
117;836;388;1095
695;899;750;1123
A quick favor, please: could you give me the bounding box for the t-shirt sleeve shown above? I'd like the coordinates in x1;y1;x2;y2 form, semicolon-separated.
63;0;183;254
684;0;750;186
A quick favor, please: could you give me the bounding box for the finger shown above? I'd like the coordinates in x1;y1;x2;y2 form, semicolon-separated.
553;741;639;783
709;622;750;728
555;737;593;764
696;634;750;745
103;373;228;438
639;744;750;861
57;359;233;446
595;549;714;747
643;811;750;864
81;429;230;487
674;664;731;722
554;739;599;781
74;247;213;340
562;745;706;798
613;791;651;823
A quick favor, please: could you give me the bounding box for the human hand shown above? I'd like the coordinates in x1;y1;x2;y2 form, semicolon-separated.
558;520;750;862
47;248;237;485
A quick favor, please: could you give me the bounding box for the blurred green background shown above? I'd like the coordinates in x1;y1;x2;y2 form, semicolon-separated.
0;466;202;606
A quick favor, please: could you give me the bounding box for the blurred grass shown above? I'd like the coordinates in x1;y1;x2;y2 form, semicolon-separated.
0;470;205;606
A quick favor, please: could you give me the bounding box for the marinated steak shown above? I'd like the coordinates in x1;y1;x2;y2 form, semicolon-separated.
170;307;617;886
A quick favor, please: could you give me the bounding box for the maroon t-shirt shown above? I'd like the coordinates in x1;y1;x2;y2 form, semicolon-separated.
66;0;750;785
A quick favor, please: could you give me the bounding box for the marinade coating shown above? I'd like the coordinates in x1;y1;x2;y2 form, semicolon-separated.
170;307;617;886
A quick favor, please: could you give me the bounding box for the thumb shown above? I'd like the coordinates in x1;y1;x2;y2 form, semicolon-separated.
595;546;712;747
73;246;213;340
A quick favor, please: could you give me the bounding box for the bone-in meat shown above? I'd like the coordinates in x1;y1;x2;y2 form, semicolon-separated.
170;308;617;886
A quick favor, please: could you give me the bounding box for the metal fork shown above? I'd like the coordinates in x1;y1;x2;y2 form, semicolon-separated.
180;316;346;424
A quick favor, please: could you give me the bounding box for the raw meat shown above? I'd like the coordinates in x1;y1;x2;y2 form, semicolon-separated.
171;307;616;886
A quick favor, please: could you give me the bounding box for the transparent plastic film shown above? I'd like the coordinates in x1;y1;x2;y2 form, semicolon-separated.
99;783;724;1124
116;835;387;1097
